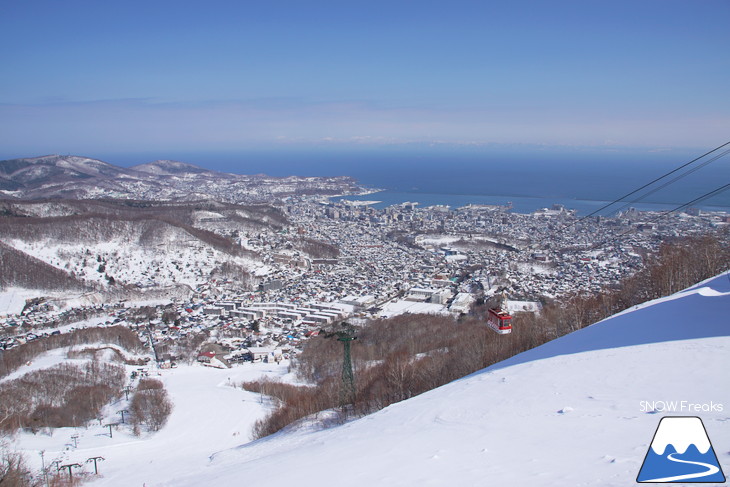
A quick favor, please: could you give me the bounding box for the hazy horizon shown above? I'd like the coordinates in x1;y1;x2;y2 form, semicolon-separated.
0;143;708;176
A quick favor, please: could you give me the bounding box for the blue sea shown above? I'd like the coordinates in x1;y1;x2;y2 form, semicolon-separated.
105;147;730;216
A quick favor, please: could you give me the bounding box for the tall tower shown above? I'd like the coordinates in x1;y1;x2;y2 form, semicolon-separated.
321;322;358;406
338;327;356;406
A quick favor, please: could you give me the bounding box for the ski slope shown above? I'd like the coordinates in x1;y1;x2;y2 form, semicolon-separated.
163;272;730;487
15;272;729;486
15;362;292;486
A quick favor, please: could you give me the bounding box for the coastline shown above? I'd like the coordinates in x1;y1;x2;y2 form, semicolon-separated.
332;189;730;216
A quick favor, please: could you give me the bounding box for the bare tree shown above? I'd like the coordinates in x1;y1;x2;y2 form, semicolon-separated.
129;379;173;433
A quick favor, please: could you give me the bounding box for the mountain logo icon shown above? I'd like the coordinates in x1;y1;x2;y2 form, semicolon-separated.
637;416;726;483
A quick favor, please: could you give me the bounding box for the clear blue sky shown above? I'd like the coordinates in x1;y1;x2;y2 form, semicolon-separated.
0;0;728;159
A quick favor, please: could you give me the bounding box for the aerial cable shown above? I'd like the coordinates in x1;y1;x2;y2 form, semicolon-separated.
584;140;730;218
637;182;729;225
562;140;730;231
594;182;730;249
609;147;730;217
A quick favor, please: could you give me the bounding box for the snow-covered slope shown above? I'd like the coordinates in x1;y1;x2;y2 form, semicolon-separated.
157;272;729;487
130;160;215;176
18;274;726;486
15;361;289;486
0;154;363;202
5;229;259;290
0;203;270;292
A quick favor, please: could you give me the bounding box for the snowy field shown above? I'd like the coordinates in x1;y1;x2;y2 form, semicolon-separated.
378;299;450;318
0;288;35;316
8;272;729;486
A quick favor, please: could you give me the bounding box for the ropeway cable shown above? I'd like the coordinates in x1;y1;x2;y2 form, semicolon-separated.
593;182;730;248
561;140;730;232
608;147;730;217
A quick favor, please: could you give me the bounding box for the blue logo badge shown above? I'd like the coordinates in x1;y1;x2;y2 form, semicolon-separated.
637;416;726;483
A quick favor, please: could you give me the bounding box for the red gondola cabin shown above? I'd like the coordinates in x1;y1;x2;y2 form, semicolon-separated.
487;307;512;334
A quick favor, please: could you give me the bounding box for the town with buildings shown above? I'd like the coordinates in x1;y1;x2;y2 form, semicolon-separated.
2;190;727;369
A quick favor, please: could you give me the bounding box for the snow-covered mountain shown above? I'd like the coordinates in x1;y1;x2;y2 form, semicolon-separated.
0;199;278;294
11;273;728;486
0;154;363;202
0;155;127;192
130;160;219;176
